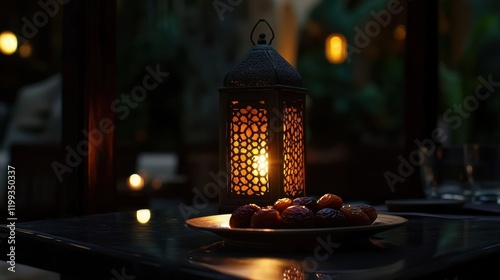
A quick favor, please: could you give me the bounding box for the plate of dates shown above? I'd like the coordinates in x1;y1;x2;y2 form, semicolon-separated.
185;194;407;244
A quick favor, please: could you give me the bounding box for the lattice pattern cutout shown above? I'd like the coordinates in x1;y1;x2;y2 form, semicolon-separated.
283;102;305;197
229;103;269;196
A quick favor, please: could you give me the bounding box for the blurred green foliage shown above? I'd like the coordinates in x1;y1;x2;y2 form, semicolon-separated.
439;0;500;145
116;0;244;151
297;0;405;148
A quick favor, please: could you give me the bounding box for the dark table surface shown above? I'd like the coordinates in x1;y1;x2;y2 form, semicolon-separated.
1;199;500;280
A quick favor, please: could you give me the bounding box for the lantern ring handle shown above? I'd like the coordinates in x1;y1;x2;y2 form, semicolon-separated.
250;19;275;45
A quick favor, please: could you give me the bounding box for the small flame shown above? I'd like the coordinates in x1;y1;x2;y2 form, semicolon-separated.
254;154;268;175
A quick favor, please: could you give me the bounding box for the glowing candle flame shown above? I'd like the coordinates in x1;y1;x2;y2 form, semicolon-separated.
254;154;268;176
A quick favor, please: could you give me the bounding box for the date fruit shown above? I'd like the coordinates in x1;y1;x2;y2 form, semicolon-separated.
228;193;379;229
358;204;378;223
340;205;372;226
273;197;293;214
317;193;343;210
250;208;284;229
229;204;261;228
291;196;321;213
315;208;347;228
281;205;316;228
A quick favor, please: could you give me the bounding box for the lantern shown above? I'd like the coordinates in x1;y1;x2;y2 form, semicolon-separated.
218;19;307;213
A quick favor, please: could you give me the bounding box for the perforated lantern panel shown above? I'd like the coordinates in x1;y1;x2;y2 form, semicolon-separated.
283;101;305;197
229;102;269;197
227;99;305;199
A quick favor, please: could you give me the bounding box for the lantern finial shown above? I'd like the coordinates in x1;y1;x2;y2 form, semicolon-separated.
224;19;302;88
258;34;267;45
251;19;274;46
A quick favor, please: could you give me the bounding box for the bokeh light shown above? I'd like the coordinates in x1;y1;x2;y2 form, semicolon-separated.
0;31;18;55
128;174;145;190
325;33;347;64
19;42;33;58
136;209;151;224
393;24;406;40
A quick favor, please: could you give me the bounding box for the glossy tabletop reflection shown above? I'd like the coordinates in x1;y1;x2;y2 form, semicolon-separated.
2;200;500;280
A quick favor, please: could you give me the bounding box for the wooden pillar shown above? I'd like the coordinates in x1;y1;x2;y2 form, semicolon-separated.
61;0;117;215
398;0;438;199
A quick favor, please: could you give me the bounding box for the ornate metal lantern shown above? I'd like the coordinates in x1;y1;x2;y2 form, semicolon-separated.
218;19;307;213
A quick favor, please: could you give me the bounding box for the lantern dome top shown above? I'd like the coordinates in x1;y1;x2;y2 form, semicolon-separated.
223;25;303;88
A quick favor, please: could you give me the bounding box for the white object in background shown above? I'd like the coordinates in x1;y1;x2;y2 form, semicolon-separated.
1;72;62;149
136;152;186;186
0;73;62;203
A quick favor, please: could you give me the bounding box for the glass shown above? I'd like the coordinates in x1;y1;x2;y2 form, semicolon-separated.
464;143;500;204
420;145;469;200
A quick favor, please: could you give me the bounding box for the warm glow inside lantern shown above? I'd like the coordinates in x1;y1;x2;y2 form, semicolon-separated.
218;20;307;213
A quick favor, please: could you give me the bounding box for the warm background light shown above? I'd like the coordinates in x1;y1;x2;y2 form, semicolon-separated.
325;33;347;64
128;174;145;190
19;42;33;58
151;178;162;190
393;24;407;40
0;31;18;55
136;209;151;224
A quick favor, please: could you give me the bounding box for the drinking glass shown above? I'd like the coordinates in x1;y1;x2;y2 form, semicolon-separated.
420;145;469;201
463;143;500;204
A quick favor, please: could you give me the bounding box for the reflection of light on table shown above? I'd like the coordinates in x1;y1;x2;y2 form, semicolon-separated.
189;255;407;280
136;209;151;224
193;257;296;280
